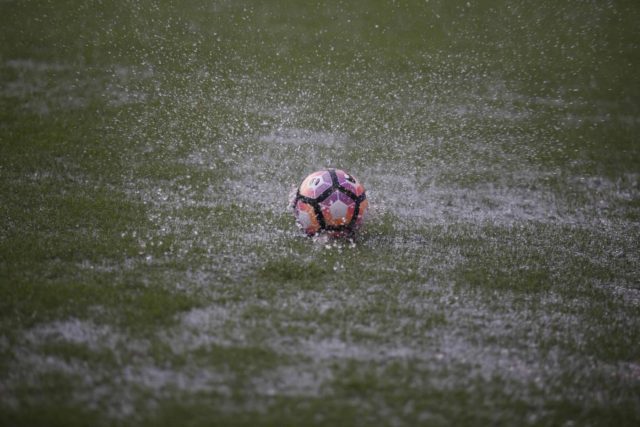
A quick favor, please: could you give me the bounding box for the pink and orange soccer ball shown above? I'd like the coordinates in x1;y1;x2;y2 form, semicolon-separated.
293;169;368;237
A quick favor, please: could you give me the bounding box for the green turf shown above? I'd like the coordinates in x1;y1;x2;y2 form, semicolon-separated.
1;0;639;426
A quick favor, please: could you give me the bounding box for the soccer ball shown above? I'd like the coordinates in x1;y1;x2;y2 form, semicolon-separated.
293;168;368;237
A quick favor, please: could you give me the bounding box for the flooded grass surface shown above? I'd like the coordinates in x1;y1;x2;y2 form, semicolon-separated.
1;0;639;425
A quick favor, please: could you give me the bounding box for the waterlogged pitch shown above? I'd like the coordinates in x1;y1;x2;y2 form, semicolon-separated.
1;1;639;426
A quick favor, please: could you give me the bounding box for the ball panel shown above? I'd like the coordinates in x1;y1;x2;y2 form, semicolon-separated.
356;198;368;227
335;169;365;197
298;170;332;199
294;199;321;235
319;191;356;227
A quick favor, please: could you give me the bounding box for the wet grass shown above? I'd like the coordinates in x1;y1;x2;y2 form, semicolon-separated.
2;0;640;426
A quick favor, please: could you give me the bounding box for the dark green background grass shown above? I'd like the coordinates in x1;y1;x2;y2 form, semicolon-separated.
1;1;639;426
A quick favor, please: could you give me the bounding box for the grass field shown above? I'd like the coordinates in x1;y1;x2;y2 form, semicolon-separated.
1;0;639;425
